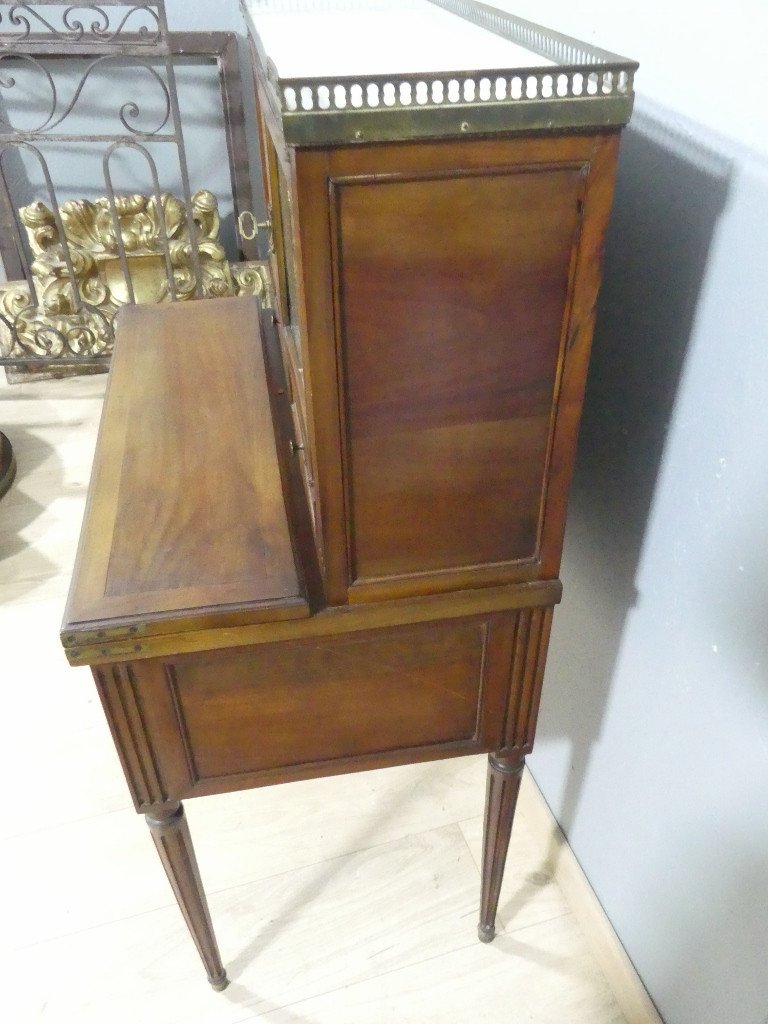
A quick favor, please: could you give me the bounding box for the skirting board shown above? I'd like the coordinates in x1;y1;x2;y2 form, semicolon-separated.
519;768;665;1024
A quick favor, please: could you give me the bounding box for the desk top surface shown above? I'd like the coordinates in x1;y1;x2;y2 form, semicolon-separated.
62;297;309;649
246;2;553;79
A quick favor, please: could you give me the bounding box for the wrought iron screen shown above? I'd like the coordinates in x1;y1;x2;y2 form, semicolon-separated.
0;2;261;369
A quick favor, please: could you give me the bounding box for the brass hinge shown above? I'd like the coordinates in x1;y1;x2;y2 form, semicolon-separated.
61;622;147;648
67;640;145;664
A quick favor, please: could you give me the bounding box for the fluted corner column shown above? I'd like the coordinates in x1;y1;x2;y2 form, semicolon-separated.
478;752;525;943
146;801;228;991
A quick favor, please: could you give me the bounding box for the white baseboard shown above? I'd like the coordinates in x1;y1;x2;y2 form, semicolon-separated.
520;768;665;1024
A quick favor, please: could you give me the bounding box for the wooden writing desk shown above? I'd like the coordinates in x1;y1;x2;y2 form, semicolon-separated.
61;2;636;990
61;297;563;990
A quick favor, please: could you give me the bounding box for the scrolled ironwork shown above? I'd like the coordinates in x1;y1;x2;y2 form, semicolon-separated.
0;52;172;137
88;55;171;136
0;140;84;309
1;5;61;42
62;5;111;40
0;296;113;363
103;139;176;302
89;5;161;44
0;53;57;133
2;3;104;43
0;3;162;46
0;8;265;371
0;51;171;138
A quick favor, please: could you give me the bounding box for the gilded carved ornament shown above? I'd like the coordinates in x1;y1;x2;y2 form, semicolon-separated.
0;189;271;364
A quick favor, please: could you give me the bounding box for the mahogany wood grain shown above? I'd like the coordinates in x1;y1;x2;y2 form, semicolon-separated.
91;599;551;979
537;133;621;578
260;306;324;613
336;164;583;580
67;577;560;667
169;617;493;778
62;297;309;642
91;605;535;809
265;129;327;565
94;664;169;807
286;132;620;603
252;61;290;327
291;145;346;600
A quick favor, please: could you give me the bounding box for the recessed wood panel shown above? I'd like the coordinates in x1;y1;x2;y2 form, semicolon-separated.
335;165;583;583
167;618;494;780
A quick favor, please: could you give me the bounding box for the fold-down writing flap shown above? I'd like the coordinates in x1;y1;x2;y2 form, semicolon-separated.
62;296;309;649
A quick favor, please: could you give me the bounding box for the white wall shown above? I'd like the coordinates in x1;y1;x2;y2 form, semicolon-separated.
497;0;768;157
490;4;768;1024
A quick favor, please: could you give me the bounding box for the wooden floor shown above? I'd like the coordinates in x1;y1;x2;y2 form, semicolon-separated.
1;372;630;1024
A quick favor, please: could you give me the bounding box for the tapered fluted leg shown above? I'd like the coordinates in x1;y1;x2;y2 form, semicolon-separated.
146;802;228;991
478;752;525;943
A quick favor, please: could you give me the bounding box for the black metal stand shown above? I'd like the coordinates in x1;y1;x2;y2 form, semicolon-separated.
0;432;16;500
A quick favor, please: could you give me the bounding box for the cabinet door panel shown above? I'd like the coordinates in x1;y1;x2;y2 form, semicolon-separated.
335;165;583;584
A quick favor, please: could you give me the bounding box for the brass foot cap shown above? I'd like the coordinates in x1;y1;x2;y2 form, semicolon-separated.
478;923;496;944
209;973;229;992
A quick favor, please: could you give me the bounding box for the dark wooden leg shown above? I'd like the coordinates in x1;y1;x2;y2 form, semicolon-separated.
0;432;16;501
146;802;228;991
478;752;525;943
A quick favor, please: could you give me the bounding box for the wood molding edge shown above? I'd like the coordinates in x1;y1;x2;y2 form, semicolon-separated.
519;768;665;1024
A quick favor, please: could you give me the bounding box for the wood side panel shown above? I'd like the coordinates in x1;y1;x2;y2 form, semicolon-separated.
165;617;500;781
538;133;621;575
93;601;554;804
258;96;291;326
265;139;327;572
293;132;618;603
249;34;293;328
260;308;325;613
171;736;489;799
333;164;584;581
281;325;310;464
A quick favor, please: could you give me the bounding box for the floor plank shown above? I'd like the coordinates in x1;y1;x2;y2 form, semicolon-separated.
244;916;628;1024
